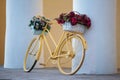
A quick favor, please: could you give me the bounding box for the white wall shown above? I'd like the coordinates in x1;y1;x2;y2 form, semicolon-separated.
73;0;117;74
4;0;43;68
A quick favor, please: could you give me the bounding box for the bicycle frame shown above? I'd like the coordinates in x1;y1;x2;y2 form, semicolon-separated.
38;27;67;59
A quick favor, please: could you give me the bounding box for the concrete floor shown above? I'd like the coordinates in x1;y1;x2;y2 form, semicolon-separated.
0;66;120;80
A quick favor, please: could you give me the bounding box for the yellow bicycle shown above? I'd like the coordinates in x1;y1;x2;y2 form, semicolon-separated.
23;18;87;75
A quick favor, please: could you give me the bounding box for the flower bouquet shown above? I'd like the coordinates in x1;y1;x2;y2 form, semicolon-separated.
29;16;51;35
55;11;91;33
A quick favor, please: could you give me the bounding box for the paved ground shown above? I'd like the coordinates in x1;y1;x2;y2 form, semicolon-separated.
0;66;120;80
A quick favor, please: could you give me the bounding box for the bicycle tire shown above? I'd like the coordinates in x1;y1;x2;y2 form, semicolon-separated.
58;34;86;75
23;37;42;72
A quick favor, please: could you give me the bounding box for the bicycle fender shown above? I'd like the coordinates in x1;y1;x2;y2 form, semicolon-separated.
79;35;87;50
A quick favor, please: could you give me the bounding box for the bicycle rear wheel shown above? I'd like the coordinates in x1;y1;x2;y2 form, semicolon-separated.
58;34;86;75
23;36;41;72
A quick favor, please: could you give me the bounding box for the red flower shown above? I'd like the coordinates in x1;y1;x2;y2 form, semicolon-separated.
86;17;91;22
56;19;65;24
60;19;65;24
69;11;75;17
76;14;82;21
86;22;91;28
55;11;91;29
70;17;77;26
60;13;66;19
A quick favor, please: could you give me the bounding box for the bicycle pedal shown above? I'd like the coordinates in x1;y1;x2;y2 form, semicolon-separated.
39;63;46;66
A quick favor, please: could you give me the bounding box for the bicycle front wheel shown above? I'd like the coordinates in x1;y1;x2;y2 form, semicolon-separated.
23;37;41;72
58;34;86;75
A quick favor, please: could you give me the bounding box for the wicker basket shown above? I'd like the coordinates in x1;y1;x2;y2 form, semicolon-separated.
62;22;86;33
32;29;42;35
31;26;42;35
